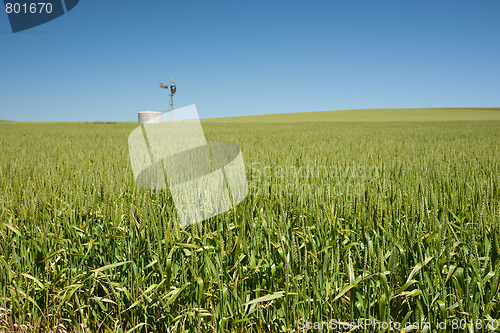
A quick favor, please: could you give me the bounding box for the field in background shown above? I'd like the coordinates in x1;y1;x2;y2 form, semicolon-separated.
1;108;500;332
206;107;500;123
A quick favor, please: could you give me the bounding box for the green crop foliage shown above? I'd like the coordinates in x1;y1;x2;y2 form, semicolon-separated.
1;109;500;332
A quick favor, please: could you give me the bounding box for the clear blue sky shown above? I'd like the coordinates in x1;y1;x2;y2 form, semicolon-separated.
1;0;499;122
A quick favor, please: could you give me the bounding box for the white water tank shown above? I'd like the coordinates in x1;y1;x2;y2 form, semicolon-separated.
138;111;162;123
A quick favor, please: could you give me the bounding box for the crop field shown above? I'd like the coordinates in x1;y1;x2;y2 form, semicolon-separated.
1;108;500;332
206;108;500;123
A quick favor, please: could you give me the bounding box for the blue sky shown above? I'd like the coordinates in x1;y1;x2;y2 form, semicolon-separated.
1;0;499;122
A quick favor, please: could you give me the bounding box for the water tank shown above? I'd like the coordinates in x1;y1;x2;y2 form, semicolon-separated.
138;111;162;124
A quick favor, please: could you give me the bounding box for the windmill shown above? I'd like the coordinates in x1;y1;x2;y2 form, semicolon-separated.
160;78;177;120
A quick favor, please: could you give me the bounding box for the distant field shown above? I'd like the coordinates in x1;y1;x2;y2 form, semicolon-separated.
205;107;500;123
1;110;500;331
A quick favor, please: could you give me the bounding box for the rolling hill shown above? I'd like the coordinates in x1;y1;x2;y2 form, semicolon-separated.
205;107;500;123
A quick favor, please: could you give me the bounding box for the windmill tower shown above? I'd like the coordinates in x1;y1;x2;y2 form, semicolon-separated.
160;78;177;120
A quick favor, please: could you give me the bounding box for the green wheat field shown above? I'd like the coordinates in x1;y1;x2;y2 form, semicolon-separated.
1;108;500;332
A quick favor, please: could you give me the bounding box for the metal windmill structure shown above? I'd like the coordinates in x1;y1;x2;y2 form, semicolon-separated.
160;78;177;120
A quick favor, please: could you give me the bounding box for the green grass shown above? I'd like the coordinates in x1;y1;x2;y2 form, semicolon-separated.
1;109;500;332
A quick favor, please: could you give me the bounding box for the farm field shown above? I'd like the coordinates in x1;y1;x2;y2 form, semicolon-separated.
205;107;500;123
1;108;500;332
